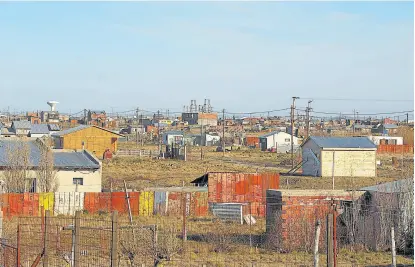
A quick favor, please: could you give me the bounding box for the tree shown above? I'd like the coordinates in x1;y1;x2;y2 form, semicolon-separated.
2;140;31;193
35;139;58;192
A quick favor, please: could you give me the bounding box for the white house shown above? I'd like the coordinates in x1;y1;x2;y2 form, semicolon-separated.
301;136;377;177
30;124;50;138
367;135;403;145
162;131;184;146
258;131;299;152
0;139;102;192
11;121;31;137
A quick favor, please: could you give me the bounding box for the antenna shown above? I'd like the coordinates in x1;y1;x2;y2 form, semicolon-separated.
47;101;59;112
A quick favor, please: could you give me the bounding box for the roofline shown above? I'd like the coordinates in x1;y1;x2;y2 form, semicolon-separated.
53;125;125;137
321;147;377;151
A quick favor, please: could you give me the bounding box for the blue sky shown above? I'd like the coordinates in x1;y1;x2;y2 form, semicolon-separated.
0;2;413;117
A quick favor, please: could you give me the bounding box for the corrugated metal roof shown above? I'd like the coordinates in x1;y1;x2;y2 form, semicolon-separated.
163;131;183;135
51;125;123;137
305;136;377;149
0;140;100;169
12;120;31;129
259;130;280;138
30;124;50;134
0;127;15;135
383;124;398;129
360;178;413;193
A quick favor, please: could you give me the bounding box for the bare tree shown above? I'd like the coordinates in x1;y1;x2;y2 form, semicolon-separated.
2;140;31;193
36;139;58;192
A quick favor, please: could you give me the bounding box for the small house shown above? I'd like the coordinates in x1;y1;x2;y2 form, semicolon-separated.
371;124;398;135
11;121;31;136
51;125;124;158
162;131;184;146
301;136;377;177
30;124;50;138
368;135;403;145
259;131;299;152
0;139;102;192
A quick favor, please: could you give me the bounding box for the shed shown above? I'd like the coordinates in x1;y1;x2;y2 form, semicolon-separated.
162;131;184;146
258;131;299;152
301;136;377;177
30;124;50;138
51;125;124;158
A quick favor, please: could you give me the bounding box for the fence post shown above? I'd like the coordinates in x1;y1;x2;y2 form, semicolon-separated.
74;211;81;267
0;210;3;239
111;211;119;267
391;227;397;267
43;210;50;267
313;220;321;267
16;224;21;267
326;214;334;267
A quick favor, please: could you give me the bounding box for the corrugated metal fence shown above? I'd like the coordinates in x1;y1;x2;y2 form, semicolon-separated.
377;144;414;154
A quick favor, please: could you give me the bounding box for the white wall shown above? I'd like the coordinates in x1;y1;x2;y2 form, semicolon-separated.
0;167;102;192
30;133;50;138
369;136;403;145
321;150;376;177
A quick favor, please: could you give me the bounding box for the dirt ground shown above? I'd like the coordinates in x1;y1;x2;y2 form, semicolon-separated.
104;142;414;191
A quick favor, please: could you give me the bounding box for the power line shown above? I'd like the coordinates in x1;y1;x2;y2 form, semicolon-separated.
300;97;413;103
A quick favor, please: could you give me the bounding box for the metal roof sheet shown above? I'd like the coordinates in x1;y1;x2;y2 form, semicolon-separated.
0;140;100;169
383;124;398;129
30;124;50;134
163;131;184;135
360;179;413;193
51;125;123;137
259;130;281;138
305;136;377;149
12;120;31;129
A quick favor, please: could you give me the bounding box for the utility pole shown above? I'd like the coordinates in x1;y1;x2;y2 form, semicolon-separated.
136;108;139;147
353;109;356;133
291;97;299;169
157;110;161;157
407;113;409;124
84;109;87;125
222;109;225;157
306;100;312;139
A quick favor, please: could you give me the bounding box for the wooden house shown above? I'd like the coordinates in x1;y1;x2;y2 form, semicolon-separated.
52;125;123;158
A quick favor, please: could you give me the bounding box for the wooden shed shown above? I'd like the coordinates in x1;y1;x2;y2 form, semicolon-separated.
52;125;123;158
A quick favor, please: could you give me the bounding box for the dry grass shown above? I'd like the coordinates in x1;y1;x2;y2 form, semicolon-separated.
107;142;413;191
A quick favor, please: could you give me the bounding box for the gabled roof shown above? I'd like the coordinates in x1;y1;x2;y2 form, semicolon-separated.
163;131;183;135
51;125;123;137
259;130;281;138
0;127;15;135
0;139;100;170
360;178;413;193
302;136;377;149
30;124;50;134
12;121;31;129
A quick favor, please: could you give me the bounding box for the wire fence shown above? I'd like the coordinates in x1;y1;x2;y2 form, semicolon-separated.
0;194;412;267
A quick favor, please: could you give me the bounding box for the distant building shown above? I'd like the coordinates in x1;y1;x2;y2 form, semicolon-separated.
41;111;60;123
162;131;184;146
301;136;377;177
30;124;50;138
0;139;102;192
51;125;124;158
368;135;403;145
181;112;218;126
11;121;31;137
87;110;107;127
259;131;299;152
371;124;398;135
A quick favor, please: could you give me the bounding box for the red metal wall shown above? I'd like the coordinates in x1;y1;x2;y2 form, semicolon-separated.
377;144;414;154
84;192;139;215
246;136;260;146
208;172;279;216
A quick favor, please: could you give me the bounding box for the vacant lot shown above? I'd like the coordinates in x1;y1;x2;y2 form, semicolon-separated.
104;142;413;191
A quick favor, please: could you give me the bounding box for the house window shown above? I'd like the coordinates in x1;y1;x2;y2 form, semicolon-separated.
285;138;290;142
73;178;84;186
27;178;36;193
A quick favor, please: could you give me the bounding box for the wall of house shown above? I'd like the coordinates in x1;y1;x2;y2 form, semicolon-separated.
61;127;119;158
0;167;102;193
163;134;183;145
320;150;376;177
56;168;102;192
369;136;403;145
31;133;49;138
